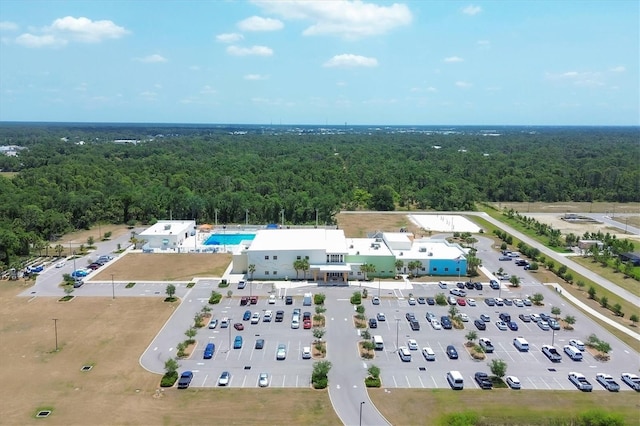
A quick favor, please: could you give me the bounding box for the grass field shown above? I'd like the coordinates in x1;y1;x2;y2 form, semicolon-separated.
570;256;640;298
487;201;640;214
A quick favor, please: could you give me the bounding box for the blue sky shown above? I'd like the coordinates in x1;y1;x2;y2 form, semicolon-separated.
0;0;638;125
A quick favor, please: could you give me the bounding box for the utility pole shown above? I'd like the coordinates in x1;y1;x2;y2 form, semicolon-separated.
359;401;365;426
281;209;285;226
52;318;59;351
395;319;400;350
245;209;249;225
111;274;115;300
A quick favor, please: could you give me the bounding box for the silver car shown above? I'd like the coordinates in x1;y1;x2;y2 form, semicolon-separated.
276;343;286;360
258;372;269;387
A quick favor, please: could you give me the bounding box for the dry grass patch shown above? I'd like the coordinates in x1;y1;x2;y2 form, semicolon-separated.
336;212;424;238
93;252;232;281
488;201;640;214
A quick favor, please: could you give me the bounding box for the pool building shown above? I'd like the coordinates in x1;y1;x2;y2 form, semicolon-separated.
231;228;467;283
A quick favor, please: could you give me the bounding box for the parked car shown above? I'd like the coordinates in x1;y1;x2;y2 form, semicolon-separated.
458;313;469;322
438;281;447;289
417;297;426;304
377;312;386;321
484;298;496;306
503;298;513;306
368;318;378;328
495;321;508;331
204;343;215;359
237;280;246;289
255;339;265;349
303;319;312;329
422;347;436;361
494;297;504;306
457;298;466;306
513;298;524;307
73;279;84;288
474;282;483;290
474;319;486;330
474;372;493;389
430;319;442;330
507;321;518;331
568;372;592;392
268;294;276;304
234;323;244;331
55;261;66;268
522;299;532;306
250;312;260;324
372;296;380;305
276;343;287;360
250;296;258;304
218;371;231;386
538;320;550;331
258;372;269;387
499;256;512;261
518;314;531;322
408;297;416;305
275;310;285;322
506;376;521;389
177;371;193;389
440;316;452;329
263;310;272;322
547;319;561;330
240;296;249;306
479;338;494;353
480;314;490;322
466;298;476;306
596;373;620;392
233;336;243;349
407;339;418;350
243;310;251;321
446;345;458;359
621;373;640;391
208;318;218;329
569;339;585;351
285;296;293;305
489;280;500;290
542;345;562;362
426;297;436;305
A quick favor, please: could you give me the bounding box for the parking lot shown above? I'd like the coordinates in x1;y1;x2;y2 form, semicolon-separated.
362;281;639;391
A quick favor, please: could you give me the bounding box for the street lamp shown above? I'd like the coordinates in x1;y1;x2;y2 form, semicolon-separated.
552;327;556;346
52;318;58;351
281;209;285;226
194;225;197;252
111;274;115;300
315;208;318;227
214;209;218;227
228;318;232;351
378;278;381;298
359;401;365;426
395;319;401;350
245;209;249;226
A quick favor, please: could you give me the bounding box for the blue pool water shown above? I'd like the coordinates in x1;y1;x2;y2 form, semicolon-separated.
204;233;256;245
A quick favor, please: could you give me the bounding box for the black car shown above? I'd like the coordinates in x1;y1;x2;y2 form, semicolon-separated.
440;316;452;329
474;372;493;389
499;313;511;322
456;282;465;289
255;339;265;349
285;296;293;305
368;318;378;328
446;345;458;359
426;297;435;305
485;298;496;306
507;321;519;331
474;319;486;330
409;320;420;331
465;281;474;290
474;282;483;290
275;310;284;322
177;371;193;389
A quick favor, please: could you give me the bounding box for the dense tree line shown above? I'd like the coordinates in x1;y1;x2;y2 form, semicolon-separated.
0;123;638;267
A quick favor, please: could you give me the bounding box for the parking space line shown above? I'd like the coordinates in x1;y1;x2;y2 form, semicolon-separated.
418;376;425;388
405;375;411;387
431;376;438;387
526;376;537;389
201;374;208;386
241;375;247;387
392;376;398;387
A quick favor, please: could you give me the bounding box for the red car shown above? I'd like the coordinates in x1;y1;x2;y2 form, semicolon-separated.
457;298;466;306
303;319;312;329
234;323;244;331
250;296;258;305
240;296;249;306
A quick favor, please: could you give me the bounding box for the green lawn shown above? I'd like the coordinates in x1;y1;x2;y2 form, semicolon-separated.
571;256;640;298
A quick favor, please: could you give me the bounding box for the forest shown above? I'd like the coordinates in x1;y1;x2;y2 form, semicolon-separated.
0;123;638;267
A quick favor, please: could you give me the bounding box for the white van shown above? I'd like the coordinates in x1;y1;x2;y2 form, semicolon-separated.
564;345;583;361
447;371;464;390
398;346;412;362
373;335;384;351
513;337;529;352
422;347;436;361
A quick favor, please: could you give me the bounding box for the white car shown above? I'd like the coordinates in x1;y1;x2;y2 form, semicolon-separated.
407;339;418;350
276;344;287;360
251;312;260;324
376;313;386;321
372;296;380;305
596;373;620;392
458;313;469;322
55;261;66;268
258;372;269;387
268;294;276;304
506;376;521;389
466;298;477;306
408;297;416;305
621;372;640;391
430;319;442;330
495;320;508;331
513;298;524;307
538;320;550;330
218;371;231;386
208;319;218;329
569;339;585;351
421;347;436;361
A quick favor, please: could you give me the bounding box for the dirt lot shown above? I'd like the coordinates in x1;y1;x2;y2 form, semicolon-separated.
524;214;640;244
0;283;339;425
93;253;232;282
336;212;430;238
488;201;640;214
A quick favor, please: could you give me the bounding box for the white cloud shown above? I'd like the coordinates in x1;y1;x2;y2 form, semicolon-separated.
200;85;217;94
462;5;482;15
444;56;464;63
254;0;412;39
609;66;626;73
323;54;378;68
227;45;273;56
216;32;243;43
455;81;472;88
0;21;19;31
476;40;490;48
237;16;283;31
244;74;269;80
135;54;167;63
545;70;604;86
13;16;128;48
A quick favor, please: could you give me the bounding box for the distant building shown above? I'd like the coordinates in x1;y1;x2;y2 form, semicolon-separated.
578;240;604;251
619;252;640;266
0;145;26;156
139;220;196;250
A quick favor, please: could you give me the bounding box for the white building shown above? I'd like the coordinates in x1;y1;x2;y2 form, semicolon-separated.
139;220;196;250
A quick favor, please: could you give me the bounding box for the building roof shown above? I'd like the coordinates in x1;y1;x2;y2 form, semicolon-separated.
391;238;465;261
249;228;347;253
140;220;195;236
346;238;394;257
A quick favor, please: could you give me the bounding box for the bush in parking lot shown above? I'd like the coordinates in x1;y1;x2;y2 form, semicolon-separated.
530;293;544;305
209;291;222;304
193;312;205;328
160;358;180;387
350;291;362;305
312;361;332;389
356;305;365;314
361;288;368;299
435;293;447;306
488;359;507;378
314;293;326;305
218;279;229;288
365;365;381;387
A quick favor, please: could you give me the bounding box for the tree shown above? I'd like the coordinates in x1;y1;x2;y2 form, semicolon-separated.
611;303;623;317
184;327;197;344
600;295;609;309
595;340;611;355
54;244;64;257
300;258;310;279
563;315;576;328
394;259;404;276
531;293;544;305
293;259;303;279
164;357;179;375
435;293;447;306
448;305;458;318
87;236;95;247
165;284;176;299
488;359;507;378
465;330;478;345
367;365;380;379
629;314;639;326
588;286;597;300
551;306;561;319
312;327;325;341
528;261;539;271
509;275;521;287
248;264;255;281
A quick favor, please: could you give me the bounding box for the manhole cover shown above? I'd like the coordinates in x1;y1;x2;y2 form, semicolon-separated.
244;366;251;370
418;367;426;371
81;365;93;371
36;410;51;418
548;368;557;372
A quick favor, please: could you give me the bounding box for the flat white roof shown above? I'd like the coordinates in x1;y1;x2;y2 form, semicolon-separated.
249;228;347;252
346;238;394;257
392;238;465;261
140;220;195;236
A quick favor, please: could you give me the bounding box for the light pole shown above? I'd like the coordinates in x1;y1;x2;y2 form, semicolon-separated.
315;208;318;227
552;327;556;346
378;278;381;298
245;209;249;226
395;319;400;350
281;209;285;226
214;209;218;227
359;401;365;426
52;318;58;351
194;225;197;252
228;318;232;351
111;274;115;300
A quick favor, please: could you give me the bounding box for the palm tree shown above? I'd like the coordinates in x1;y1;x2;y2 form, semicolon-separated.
248;264;255;281
394;259;404;276
465;331;478;346
293;259;303;279
54;244;64;258
301;258;310;280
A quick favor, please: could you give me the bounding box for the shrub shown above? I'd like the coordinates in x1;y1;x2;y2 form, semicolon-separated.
435;293;447;306
350;291;362;305
356;305;365;314
577;409;624;426
209;291;222;304
125;282;135;288
314;293;326;305
160;371;178;387
312;377;328;389
218;280;229;288
186;282;195;288
437;411;479;426
364;377;381;387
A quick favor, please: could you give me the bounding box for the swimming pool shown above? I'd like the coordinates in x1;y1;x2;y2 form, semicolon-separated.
204;233;256;245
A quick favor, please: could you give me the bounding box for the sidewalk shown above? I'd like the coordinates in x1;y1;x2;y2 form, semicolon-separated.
546;283;640;341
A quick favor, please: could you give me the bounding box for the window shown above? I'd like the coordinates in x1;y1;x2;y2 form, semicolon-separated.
444;268;449;272
296;256;301;260
273;271;277;275
432;267;437;272
273;256;278;260
265;255;269;260
265;271;270;275
305;256;309;260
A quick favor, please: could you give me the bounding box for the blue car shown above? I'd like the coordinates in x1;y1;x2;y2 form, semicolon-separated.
233;335;243;349
72;269;88;278
243;310;251;321
203;342;215;359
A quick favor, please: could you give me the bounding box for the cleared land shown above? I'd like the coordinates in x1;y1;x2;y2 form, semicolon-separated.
489;201;640;214
93;253;232;281
0;283;339;426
